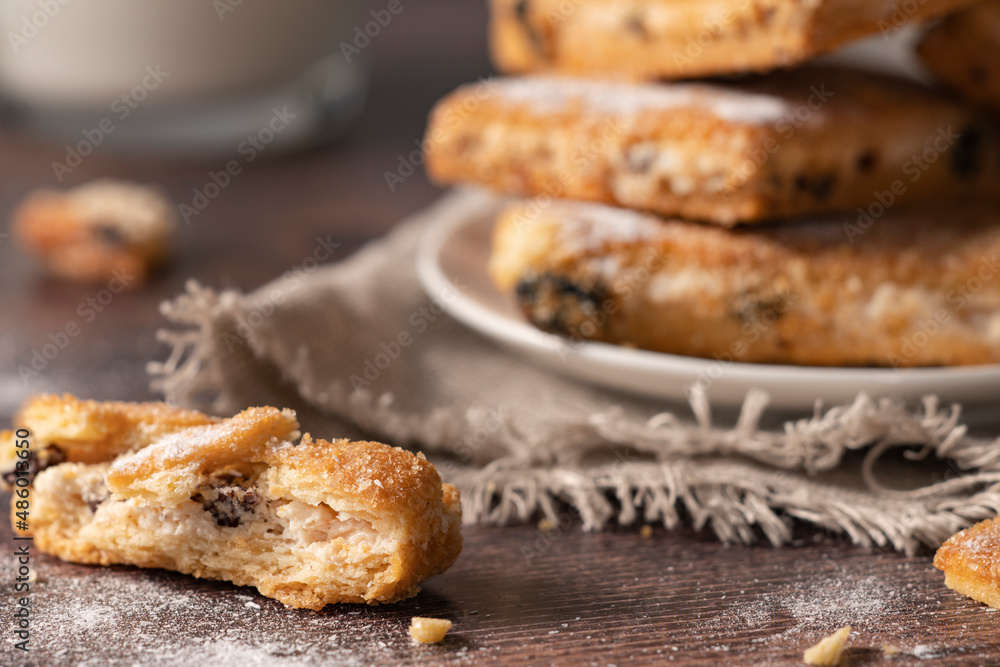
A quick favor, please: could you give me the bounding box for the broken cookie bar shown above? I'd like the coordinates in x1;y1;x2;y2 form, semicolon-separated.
491;198;1000;367
935;517;1000;609
426;67;1000;226
0;394;219;488
918;1;1000;115
19;406;462;609
12;179;176;285
490;0;980;80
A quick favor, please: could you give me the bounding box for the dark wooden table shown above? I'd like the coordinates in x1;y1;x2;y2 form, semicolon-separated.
1;2;998;665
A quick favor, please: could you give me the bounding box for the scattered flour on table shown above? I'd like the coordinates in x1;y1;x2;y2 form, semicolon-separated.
8;559;451;667
709;573;891;638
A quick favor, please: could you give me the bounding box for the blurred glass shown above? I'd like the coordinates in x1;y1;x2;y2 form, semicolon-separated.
0;0;367;155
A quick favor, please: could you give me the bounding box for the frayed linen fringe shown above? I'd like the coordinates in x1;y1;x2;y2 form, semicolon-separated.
151;281;1000;556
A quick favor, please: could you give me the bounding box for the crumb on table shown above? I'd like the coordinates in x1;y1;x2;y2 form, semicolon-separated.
803;626;851;666
409;617;452;644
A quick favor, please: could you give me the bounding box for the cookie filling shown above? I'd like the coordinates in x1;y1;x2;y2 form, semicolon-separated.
192;470;262;527
1;444;66;486
515;271;610;338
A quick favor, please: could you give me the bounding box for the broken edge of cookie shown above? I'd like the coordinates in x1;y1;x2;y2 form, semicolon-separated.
0;394;220;488
10;397;463;610
803;626;851;666
934;516;1000;610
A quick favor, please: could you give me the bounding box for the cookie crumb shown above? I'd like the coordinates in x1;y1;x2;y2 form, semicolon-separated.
410;617;452;644
803;626;851;666
537;517;556;531
640;525;653;538
882;644;902;655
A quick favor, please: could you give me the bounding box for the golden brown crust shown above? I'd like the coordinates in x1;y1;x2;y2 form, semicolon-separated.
12;180;175;285
17;402;461;609
0;394;219;487
935;517;1000;609
263;435;463;605
426;69;1000;226
491;0;981;80
918;1;1000;115
491;198;1000;367
105;406;299;502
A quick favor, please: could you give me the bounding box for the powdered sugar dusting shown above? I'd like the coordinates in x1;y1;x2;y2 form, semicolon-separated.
15;560;426;667
492;76;789;125
548;200;662;253
110;408;297;476
111;421;237;474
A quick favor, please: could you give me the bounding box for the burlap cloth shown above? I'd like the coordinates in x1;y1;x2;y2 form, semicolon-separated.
150;190;1000;555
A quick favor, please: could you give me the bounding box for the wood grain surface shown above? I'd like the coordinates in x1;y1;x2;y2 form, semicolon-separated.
0;1;998;665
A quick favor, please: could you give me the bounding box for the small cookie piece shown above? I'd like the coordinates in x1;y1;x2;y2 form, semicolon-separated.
935;516;1000;609
426;68;1000;226
803;626;851;666
21;406;463;609
409;617;453;643
491;198;1000;367
490;0;980;80
0;394;219;487
12;179;176;285
918;1;1000;115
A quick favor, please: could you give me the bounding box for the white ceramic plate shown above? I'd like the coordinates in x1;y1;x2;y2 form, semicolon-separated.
416;191;1000;412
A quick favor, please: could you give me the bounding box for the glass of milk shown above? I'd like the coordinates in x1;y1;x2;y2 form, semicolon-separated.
0;0;367;155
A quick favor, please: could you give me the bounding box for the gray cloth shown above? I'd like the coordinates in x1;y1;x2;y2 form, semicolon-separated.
151;190;1000;555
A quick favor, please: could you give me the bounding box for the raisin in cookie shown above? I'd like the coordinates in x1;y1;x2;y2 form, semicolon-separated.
426;68;1000;226
0;394;218;488
12;179;176;285
491;0;980;80
491;198;1000;367
18;405;462;609
918;1;1000;115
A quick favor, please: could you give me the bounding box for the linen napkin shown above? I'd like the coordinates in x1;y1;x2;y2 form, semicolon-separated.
150;189;1000;555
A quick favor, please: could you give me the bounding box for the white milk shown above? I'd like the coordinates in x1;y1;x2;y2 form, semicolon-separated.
0;0;369;154
0;0;360;108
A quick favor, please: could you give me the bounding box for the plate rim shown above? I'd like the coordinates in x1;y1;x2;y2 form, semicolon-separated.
415;191;1000;400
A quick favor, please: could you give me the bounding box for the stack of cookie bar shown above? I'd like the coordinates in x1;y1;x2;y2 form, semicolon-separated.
425;0;1000;368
